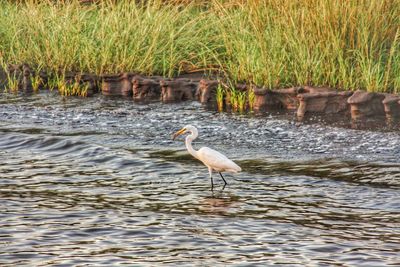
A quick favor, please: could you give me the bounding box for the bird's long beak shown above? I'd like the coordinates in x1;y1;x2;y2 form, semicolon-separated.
172;128;186;140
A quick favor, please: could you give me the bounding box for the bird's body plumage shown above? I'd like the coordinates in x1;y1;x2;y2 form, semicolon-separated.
197;147;241;173
173;125;241;189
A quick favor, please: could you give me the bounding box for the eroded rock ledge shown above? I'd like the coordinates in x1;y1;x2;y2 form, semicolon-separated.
1;65;400;124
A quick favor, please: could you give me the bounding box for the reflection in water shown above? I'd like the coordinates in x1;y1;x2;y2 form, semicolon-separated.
199;192;240;215
0;94;399;266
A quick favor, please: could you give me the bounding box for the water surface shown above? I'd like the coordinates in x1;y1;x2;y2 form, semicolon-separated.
0;93;399;266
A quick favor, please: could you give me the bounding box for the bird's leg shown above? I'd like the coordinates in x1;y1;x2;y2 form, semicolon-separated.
209;167;214;191
221;183;226;191
219;172;227;186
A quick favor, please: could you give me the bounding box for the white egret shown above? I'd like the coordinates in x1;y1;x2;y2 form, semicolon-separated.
172;125;241;189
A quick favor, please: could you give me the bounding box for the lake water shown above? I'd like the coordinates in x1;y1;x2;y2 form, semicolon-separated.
0;93;399;266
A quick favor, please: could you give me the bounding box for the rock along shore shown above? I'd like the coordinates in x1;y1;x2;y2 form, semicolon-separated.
1;64;400;126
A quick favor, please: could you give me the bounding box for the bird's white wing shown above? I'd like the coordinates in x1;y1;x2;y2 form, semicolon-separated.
197;147;241;173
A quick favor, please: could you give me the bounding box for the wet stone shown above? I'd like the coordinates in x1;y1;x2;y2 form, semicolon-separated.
132;76;162;102
21;64;33;93
270;86;336;112
101;73;134;96
382;94;400;119
160;79;198;103
0;66;7;89
301;86;335;94
272;87;302;110
196;79;219;104
253;88;283;113
347;90;385;120
297;90;353;119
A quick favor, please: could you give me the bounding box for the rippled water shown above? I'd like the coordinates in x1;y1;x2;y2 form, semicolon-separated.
1;93;400;266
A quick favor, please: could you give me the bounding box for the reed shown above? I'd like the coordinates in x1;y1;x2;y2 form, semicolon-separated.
46;76;58;92
248;86;256;112
6;74;19;93
237;91;246;113
30;75;42;93
0;0;217;77
0;58;18;92
0;0;398;93
213;0;400;93
56;76;67;95
57;79;88;97
216;84;224;112
229;87;238;112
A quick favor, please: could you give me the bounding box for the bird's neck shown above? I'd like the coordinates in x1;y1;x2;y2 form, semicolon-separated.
185;135;199;159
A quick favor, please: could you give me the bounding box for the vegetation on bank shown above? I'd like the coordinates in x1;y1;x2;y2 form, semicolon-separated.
0;0;399;93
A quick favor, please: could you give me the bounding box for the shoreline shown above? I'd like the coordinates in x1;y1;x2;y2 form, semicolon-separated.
1;64;400;129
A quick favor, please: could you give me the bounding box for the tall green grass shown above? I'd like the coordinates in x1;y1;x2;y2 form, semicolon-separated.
216;83;225;112
0;0;399;93
0;0;218;76
214;0;400;93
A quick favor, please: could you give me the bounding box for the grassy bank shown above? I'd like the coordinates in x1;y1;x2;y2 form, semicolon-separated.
0;0;399;93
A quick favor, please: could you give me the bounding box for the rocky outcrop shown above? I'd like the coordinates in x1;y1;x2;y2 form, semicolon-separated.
301;86;334;94
383;94;400;119
274;86;335;111
0;66;6;88
196;79;219;104
253;88;283;112
273;87;300;110
347;90;385;120
3;63;400;127
253;86;338;114
132;76;162;101
21;64;33;92
297;90;352;118
160;79;197;103
101;73;134;96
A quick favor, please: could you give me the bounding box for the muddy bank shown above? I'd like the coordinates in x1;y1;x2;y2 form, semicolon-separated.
1;65;400;128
